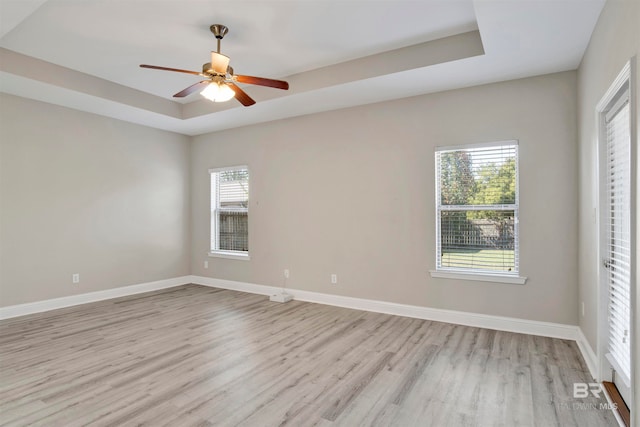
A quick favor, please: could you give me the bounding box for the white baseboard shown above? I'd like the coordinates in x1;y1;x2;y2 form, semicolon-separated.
190;275;580;341
0;276;192;320
576;327;598;380
189;275;281;297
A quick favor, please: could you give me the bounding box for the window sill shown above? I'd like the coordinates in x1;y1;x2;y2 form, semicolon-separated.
208;251;250;261
429;270;527;285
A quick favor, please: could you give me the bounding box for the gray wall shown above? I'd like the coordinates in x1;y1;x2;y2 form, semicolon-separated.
576;0;639;416
0;94;191;306
191;71;578;325
0;72;580;327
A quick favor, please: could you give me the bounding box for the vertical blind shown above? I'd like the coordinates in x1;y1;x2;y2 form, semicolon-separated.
604;90;631;385
210;168;249;253
435;142;519;273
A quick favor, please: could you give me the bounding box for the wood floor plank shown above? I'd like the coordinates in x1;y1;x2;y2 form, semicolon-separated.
0;284;618;426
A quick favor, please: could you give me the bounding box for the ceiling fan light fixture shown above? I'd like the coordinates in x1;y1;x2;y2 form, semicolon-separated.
200;82;235;102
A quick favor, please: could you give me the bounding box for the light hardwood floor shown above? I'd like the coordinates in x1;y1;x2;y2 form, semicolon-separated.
0;284;617;426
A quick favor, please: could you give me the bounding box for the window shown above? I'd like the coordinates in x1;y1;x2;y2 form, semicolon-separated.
210;166;249;259
433;141;522;281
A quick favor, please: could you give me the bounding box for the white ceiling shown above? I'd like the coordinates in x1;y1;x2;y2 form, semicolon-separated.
0;0;605;136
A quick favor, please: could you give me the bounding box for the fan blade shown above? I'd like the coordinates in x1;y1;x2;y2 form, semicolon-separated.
235;75;289;90
210;52;230;74
173;80;210;98
140;64;201;75
227;82;256;106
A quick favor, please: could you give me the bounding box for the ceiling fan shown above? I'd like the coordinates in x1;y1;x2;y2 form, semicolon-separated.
140;24;289;106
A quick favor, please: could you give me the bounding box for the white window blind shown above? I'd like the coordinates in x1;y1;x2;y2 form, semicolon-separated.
210;167;249;254
435;142;519;274
604;89;631;385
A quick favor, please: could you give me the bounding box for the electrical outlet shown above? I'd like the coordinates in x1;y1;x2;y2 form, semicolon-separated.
204;260;209;269
72;273;80;284
284;269;290;279
331;274;337;284
581;301;585;317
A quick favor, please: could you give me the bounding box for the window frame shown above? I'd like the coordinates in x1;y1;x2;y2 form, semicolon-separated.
208;165;250;261
595;60;636;403
429;140;527;284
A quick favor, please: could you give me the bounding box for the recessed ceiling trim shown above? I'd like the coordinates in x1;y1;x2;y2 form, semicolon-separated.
1;29;484;130
0;48;181;119
181;30;485;120
0;0;606;136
